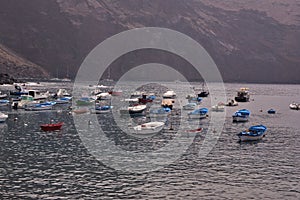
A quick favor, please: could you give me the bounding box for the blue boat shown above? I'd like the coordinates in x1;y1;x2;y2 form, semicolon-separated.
232;109;250;122
94;105;113;114
55;97;72;104
188;108;208;119
0;100;9;107
267;109;276;114
237;125;267;142
25;101;56;111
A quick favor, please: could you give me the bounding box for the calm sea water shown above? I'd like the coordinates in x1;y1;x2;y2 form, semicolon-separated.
0;82;299;199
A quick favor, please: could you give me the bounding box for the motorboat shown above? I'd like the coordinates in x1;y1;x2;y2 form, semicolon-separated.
28;90;51;100
132;121;165;135
0;100;9;107
186;94;202;104
9;85;29;96
40;122;63;131
96;92;111;100
188;108;209;119
55;97;72;104
289;103;299;110
232;109;250;122
237;125;267;142
211;103;225;112
267;109;276;114
0;112;8;122
12;95;36;109
56;89;71;97
163;90;176;99
149;107;171;117
182;102;197;110
226;99;238;106
235;88;250;102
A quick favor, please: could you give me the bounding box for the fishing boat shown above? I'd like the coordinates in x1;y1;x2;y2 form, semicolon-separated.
211;103;225;112
188;108;209;119
226;99;238;106
182;102;197;110
96;92;111;100
0;100;9;107
163;90;176;99
108;90;123;96
138;94;156;104
237;125;267;142
13;95;36;109
0;112;8;122
289;103;299;110
161;99;174;110
55;97;72;104
197;83;209;97
28;90;51;100
186;94;202;104
40;122;63;131
132;121;165;135
149;107;171;117
267;109;276;114
9;85;29;96
55;89;71;97
232;109;250;122
235;88;250;102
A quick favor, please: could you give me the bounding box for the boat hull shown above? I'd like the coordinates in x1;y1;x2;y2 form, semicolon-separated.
232;116;249;122
238;134;265;142
133;122;165;135
40;122;63;131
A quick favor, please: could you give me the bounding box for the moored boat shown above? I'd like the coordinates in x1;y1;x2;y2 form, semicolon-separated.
289;103;299;110
232;109;250;122
40;122;63;131
149;107;171;117
226;99;238;106
25;102;56;111
237;125;267;142
0;112;8;122
0;100;9;107
0;92;7;99
93;105;113;114
188;108;208;119
132;121;165;135
182;102;197;110
120;104;147;115
163;90;176;99
267;109;276;114
235;88;250;102
211;103;225;112
55;97;72;104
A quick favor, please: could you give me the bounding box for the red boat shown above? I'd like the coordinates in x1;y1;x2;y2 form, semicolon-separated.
185;128;202;133
40;122;64;131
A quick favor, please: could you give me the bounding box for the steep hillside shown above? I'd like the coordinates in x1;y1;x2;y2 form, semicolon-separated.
0;43;49;80
0;0;299;83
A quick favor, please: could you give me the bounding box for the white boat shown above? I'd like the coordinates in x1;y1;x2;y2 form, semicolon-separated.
163;90;176;99
92;106;113;114
13;95;37;109
133;121;165;135
0;112;8;122
0;91;7;99
120;104;147;115
28;90;51;100
56;89;71;97
96;92;111;100
183;102;197;110
211;103;225;112
226;99;238;106
289;103;299;110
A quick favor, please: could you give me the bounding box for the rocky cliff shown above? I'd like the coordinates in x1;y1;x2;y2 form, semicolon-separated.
0;0;299;83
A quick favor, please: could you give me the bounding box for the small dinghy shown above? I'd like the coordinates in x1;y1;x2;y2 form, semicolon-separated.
232;109;250;122
188;108;208;119
183;102;197;110
267;109;276;114
0;100;9;107
237;125;267;142
289;103;299;110
40;122;63;131
211;103;225;112
93;105;113;114
185;127;202;133
133;121;165;135
0;112;8;122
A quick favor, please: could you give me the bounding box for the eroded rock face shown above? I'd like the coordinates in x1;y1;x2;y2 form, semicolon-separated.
0;0;299;83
